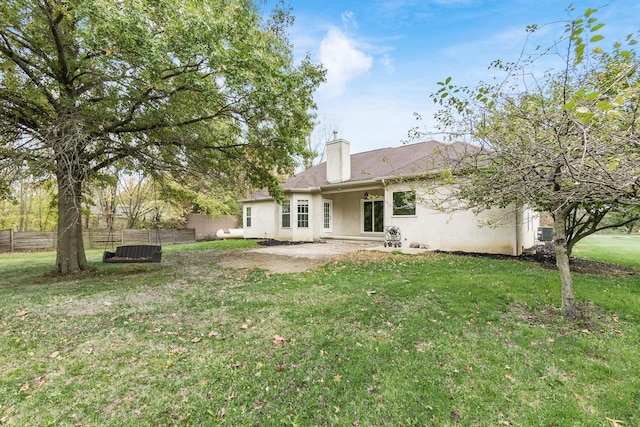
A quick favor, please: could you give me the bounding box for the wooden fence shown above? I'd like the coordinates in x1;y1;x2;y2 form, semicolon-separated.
0;228;196;253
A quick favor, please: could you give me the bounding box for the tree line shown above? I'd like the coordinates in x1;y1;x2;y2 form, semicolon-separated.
0;172;242;232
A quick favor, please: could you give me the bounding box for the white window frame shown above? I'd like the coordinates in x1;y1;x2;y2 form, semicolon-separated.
297;199;309;228
392;190;417;217
245;206;252;228
362;199;384;233
323;200;333;232
281;200;291;228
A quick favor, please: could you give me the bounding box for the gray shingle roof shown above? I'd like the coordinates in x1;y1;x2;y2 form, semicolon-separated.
285;140;454;188
246;140;464;199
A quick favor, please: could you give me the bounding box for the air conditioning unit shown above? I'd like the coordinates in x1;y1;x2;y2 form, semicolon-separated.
537;227;553;242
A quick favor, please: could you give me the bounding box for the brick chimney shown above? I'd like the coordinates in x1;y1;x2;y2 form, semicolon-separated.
326;138;351;184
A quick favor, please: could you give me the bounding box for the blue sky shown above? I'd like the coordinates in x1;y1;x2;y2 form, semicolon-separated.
263;0;639;154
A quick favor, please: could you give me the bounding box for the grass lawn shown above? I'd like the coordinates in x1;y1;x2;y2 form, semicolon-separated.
0;238;639;426
572;235;640;269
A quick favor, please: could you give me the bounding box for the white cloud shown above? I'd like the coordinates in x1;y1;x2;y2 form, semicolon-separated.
341;11;358;31
318;27;373;97
380;53;395;74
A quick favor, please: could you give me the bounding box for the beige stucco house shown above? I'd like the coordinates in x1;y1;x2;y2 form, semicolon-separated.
241;139;539;255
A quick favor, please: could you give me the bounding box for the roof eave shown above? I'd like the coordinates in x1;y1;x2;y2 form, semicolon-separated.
240;187;323;203
240;169;447;203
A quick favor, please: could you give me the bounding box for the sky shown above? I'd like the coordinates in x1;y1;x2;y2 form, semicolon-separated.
262;0;640;154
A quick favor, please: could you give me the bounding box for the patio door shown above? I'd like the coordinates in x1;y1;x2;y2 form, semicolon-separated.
363;199;384;233
323;200;333;232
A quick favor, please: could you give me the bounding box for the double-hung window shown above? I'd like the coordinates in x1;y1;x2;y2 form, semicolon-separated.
245;207;252;227
297;200;309;228
281;201;291;228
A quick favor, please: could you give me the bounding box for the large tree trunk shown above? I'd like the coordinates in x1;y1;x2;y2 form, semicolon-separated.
51;108;90;275
55;169;88;275
553;211;577;321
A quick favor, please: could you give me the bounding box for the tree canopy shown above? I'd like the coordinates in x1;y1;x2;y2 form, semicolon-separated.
0;0;325;273
418;6;640;320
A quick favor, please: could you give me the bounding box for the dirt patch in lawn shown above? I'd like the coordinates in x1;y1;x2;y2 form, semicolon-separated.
215;241;380;274
215;250;331;274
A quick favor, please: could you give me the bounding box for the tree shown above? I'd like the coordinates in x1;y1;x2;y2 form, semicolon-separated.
598;209;640;234
419;6;640;320
0;177;57;231
86;170;119;230
117;174;156;229
298;117;342;170
0;0;324;274
161;177;243;220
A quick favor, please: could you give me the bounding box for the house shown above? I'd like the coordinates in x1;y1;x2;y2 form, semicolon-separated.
241;139;539;255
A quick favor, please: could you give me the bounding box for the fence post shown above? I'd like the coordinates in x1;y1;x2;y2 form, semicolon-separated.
10;229;14;253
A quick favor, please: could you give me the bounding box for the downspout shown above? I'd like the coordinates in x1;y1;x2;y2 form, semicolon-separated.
514;205;521;256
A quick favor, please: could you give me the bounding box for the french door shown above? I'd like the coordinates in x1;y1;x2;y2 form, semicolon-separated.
323;200;333;232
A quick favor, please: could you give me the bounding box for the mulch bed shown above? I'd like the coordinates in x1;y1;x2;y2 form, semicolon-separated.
254;240;636;276
436;244;637;277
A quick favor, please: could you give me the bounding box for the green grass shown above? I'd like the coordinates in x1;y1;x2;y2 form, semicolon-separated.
573;235;640;269
0;238;639;426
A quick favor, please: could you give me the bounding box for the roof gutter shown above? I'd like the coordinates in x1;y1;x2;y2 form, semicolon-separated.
240;186;323;202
